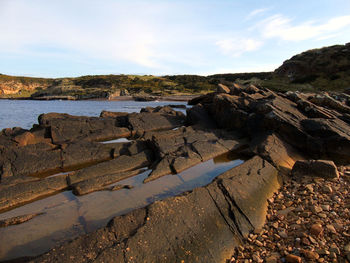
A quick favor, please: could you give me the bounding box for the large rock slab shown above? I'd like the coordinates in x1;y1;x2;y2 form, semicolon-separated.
0;174;68;211
67;151;153;185
38;113;130;144
29;156;280;263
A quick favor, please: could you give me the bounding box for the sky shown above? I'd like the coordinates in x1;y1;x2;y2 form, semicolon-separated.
1;0;350;78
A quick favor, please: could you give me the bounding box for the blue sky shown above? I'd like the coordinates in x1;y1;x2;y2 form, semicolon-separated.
1;0;350;77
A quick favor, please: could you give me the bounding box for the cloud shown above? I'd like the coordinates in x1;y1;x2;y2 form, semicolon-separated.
246;8;270;20
216;38;263;57
259;14;350;41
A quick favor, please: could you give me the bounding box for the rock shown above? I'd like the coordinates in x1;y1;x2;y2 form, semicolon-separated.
301;249;319;260
217;83;230;94
99;111;129;118
292;160;339;179
186;104;217;129
144;157;172;183
285;254;302;263
127;110;185;134
191;140;228;161
326;224;337;234
72;169;142;195
310;223;323;237
31;156;280;263
39;113;131;144
0;213;44;227
171;147;202;174
0;174;68;211
67;151;152;185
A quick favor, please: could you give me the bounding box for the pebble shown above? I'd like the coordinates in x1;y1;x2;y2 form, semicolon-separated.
229;170;349;262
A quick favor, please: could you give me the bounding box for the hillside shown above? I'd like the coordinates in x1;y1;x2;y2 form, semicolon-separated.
267;42;350;92
1;42;350;99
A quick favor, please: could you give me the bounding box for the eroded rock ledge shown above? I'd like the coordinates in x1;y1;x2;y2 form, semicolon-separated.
1;83;350;262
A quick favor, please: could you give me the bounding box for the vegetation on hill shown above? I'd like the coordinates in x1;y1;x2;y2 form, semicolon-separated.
1;42;349;99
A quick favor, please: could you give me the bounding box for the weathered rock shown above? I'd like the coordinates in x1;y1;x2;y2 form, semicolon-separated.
250;133;304;174
192;140;228;161
0;174;68;211
99;111;129;118
72;169;143;195
127;111;185;134
217;83;230;93
62;141;119;170
30;156;280;263
285;254;302;263
171;146;202;173
144;157;172;183
292;160;339;179
186;104;217;129
0;213;44;227
38;113;131;144
67;151;152;185
3;143;62;177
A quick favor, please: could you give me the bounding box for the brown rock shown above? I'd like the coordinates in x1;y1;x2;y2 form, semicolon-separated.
286;254;302;263
310;223;324;237
292;160;339;179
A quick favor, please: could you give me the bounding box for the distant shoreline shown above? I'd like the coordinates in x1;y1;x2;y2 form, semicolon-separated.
0;94;197;102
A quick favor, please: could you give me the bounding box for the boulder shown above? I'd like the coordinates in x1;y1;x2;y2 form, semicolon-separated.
291;160;339;179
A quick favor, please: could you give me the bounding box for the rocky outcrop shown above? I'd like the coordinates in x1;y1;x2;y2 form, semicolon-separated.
3;82;350;262
28;156;280;263
274;42;350;90
188;83;350;163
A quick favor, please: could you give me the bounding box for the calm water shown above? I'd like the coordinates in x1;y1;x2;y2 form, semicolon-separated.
0;99;187;130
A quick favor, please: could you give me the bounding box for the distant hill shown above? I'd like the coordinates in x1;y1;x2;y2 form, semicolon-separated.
269;42;350;91
1;42;350;98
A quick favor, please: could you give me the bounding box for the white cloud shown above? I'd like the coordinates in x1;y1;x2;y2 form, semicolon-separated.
216;38;263;57
246;8;270;20
259;14;350;41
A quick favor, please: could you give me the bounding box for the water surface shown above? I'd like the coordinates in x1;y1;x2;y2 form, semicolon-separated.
0;99;187;130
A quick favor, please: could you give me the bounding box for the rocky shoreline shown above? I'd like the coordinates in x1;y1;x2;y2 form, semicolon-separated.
1;82;350;262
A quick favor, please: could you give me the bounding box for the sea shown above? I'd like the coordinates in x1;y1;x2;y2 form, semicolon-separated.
0;99;187;130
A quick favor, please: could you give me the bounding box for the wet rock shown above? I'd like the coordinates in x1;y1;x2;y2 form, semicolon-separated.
144;157;172;183
171;146;202;173
72;169;142;195
0;213;44;227
0;174;68;211
30;156;280;263
292;160;339;179
67;151;152;185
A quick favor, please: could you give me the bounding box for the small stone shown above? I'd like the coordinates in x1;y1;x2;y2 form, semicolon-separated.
329;244;340;255
322;185;333;193
310;223;323;237
255;240;263;247
316;249;330;255
305;184;314;192
302;250;319;260
321;204;330;211
344;243;350;253
286;254;302;263
302;237;311;246
311;206;323;213
278;230;288;239
326;224;337;234
252;253;263;263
